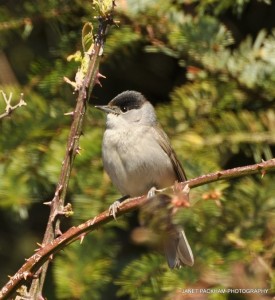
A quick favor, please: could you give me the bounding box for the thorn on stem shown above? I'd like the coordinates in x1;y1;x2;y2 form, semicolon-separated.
76;146;82;155
95;72;106;87
23;271;32;280
34;242;44;251
79;233;87;244
64;111;75;116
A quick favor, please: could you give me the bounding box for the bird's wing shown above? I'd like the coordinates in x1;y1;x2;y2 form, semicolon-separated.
153;124;187;182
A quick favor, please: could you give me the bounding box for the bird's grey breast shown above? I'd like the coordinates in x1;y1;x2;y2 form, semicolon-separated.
102;124;176;196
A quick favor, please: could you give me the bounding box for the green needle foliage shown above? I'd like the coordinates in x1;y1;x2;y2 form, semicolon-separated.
0;0;274;299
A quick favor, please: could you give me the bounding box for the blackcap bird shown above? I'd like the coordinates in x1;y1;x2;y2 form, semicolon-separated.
95;90;194;268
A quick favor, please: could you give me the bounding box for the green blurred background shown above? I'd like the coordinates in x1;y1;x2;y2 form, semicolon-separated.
0;0;274;299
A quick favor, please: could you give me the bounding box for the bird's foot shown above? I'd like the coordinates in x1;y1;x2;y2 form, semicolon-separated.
147;186;160;198
109;195;130;220
108;201;121;220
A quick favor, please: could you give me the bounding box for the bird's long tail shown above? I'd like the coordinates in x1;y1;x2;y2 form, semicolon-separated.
164;226;194;268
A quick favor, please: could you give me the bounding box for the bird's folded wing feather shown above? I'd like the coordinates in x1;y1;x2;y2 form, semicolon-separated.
153;124;187;182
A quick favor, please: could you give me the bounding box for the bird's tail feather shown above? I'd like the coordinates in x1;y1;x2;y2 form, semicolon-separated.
164;226;194;269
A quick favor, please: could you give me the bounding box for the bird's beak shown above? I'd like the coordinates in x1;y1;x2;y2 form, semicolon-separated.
95;105;115;114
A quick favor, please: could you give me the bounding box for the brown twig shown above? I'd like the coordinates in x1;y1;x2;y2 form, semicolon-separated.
27;3;116;299
1;158;274;299
180;159;274;188
0;91;26;120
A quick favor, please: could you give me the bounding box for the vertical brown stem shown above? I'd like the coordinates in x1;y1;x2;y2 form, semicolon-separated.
28;6;114;299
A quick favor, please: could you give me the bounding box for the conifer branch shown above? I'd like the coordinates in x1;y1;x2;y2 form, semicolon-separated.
1;158;274;299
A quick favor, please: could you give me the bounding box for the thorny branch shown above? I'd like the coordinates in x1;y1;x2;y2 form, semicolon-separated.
0;91;26;120
27;2;116;299
1;158;275;299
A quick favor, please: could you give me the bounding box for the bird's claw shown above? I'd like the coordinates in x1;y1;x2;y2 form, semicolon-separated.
109;201;121;220
147;186;157;198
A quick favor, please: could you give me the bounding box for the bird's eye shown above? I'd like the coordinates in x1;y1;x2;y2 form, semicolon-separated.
121;106;128;112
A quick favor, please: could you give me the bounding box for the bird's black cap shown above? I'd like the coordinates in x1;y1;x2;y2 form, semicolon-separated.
109;91;147;111
95;91;147;114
